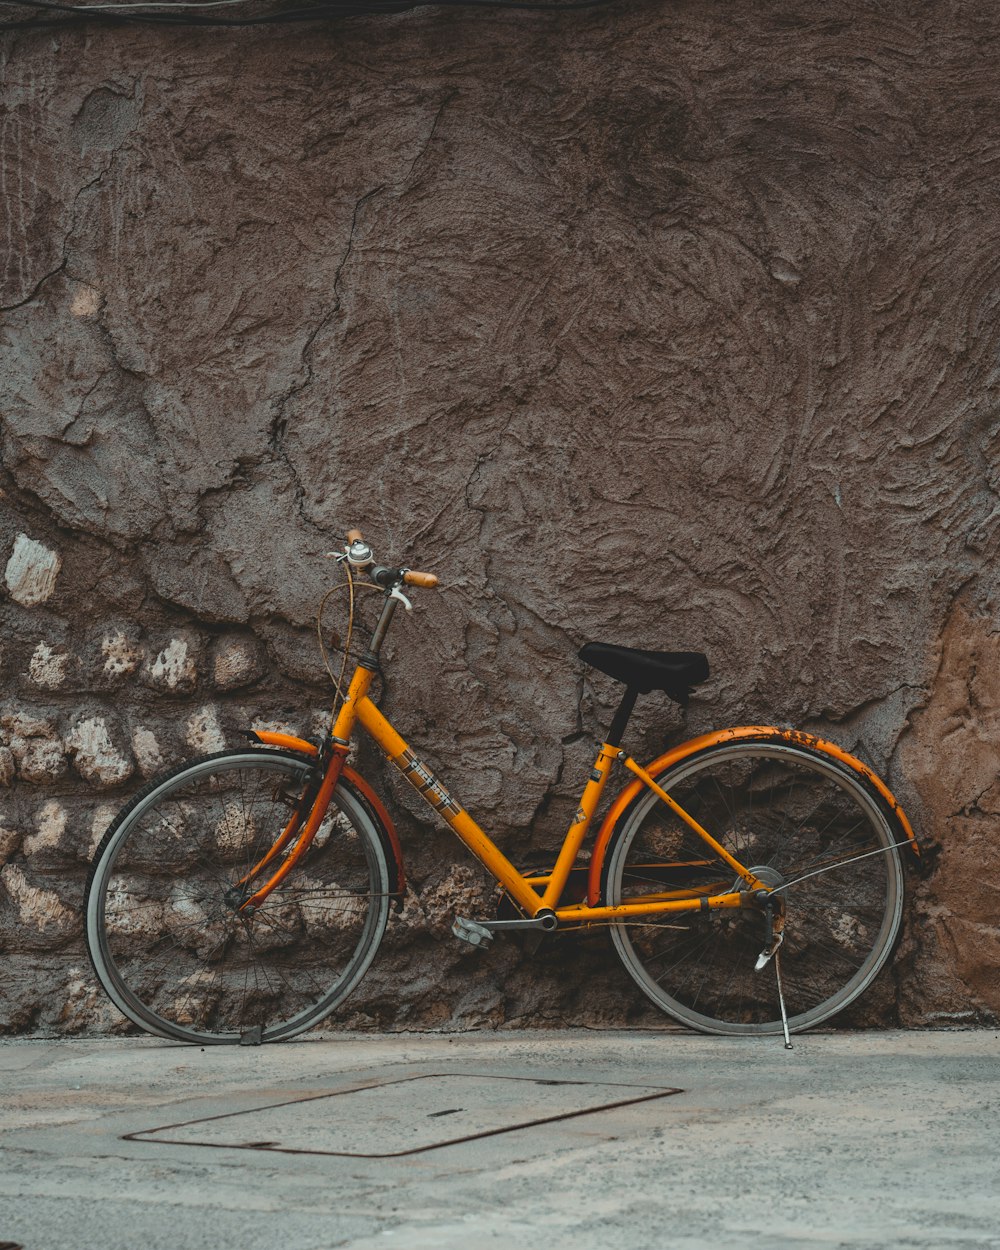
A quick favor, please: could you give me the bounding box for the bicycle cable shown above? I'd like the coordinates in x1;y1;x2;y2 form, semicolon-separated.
315;564;382;722
765;837;916;895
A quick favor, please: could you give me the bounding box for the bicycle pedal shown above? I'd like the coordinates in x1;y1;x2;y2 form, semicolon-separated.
452;917;494;948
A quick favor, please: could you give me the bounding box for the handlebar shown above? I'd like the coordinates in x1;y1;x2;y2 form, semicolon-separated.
344;528;439;591
370;565;439;590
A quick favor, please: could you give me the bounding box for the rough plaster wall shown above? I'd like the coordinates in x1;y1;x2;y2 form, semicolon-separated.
1;0;999;1033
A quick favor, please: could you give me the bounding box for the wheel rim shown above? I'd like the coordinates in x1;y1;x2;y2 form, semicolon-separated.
607;743;905;1035
87;754;389;1043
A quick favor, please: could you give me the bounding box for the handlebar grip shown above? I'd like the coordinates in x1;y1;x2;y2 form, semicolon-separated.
346;528;364;544
403;570;439;589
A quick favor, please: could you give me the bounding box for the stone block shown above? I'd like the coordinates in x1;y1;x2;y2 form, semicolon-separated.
0;865;81;951
27;641;73;690
66;715;134;788
23;800;69;864
4;534;61;607
145;636;200;694
14;736;67;785
0;824;20;867
100;629;143;681
212;634;265;690
130;725;166;777
185;704;226;754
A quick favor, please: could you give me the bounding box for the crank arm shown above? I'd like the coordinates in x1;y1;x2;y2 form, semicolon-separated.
479;911;558;933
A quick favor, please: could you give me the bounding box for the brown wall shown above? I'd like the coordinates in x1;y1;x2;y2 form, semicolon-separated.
2;0;999;1033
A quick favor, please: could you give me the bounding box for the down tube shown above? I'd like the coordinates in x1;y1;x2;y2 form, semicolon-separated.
354;697;542;916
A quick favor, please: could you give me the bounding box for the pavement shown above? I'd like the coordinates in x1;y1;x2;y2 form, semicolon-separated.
1;1028;998;1250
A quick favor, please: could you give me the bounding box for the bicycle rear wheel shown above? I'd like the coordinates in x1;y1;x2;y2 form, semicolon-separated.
85;749;390;1044
604;737;906;1035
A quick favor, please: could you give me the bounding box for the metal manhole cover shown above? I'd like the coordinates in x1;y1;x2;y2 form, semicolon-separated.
126;1072;682;1157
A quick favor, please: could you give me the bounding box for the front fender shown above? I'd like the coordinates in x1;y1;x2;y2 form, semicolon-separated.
250;730;406;903
587;725;920;906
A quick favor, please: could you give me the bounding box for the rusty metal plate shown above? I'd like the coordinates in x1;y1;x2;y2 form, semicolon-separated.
126;1072;682;1157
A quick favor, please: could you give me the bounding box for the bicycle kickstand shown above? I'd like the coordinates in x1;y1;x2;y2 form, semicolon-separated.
773;947;794;1051
755;900;794;1051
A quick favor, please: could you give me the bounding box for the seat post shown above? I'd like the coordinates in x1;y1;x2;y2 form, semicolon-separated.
606;686;640;748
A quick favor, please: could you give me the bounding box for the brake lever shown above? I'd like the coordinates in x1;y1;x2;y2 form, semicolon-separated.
389;586;413;612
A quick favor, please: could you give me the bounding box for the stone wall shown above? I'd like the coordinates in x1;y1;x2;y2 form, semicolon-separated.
2;0;999;1034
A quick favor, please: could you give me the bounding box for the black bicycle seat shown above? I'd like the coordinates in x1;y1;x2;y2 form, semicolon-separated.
579;642;709;704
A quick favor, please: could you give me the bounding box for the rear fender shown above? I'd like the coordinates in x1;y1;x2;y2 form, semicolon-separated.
587;725;920;906
250;730;406;905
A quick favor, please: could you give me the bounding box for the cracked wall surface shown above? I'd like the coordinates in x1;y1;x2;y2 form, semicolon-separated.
2;0;1000;1034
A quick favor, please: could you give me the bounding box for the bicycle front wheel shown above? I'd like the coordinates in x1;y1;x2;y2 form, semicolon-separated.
604;737;906;1035
85;749;391;1044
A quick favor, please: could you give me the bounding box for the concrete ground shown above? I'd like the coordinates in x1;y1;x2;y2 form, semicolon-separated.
1;1029;998;1250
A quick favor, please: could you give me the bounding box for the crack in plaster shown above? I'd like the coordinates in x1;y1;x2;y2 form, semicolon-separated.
0;258;68;313
263;182;389;532
400;88;457;189
268;90;456;453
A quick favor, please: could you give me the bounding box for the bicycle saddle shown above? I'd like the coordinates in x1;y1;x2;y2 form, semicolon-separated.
579;642;709;704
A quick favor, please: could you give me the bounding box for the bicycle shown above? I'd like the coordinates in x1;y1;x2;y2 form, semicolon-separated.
84;528;920;1046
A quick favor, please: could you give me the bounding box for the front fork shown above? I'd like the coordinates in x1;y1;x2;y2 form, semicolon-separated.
228;738;347;914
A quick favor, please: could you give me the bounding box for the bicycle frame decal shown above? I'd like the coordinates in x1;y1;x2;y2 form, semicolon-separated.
351;690;543;915
390;747;462;816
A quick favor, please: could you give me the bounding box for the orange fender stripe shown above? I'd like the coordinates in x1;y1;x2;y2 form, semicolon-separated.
250;730;406;897
252;731;319;756
587;726;919;906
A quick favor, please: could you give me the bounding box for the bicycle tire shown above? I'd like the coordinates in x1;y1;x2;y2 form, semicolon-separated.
85;749;391;1044
603;736;906;1035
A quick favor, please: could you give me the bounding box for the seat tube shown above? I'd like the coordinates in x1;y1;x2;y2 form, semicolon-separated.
541;742;617;908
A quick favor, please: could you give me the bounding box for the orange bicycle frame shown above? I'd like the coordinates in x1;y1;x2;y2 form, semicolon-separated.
239;570;919;921
242;662;757;921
